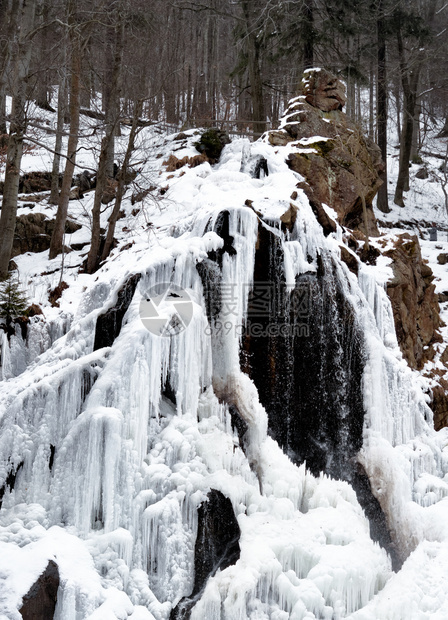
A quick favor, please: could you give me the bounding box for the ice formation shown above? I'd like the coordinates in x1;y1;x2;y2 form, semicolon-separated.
1;132;448;620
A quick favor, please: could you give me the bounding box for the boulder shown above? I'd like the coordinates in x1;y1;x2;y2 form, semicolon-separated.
267;69;383;237
12;213;81;257
19;171;53;194
415;166;429;180
19;560;59;620
385;234;442;370
194;128;230;163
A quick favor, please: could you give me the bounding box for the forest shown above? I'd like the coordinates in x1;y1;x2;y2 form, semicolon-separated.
0;0;447;281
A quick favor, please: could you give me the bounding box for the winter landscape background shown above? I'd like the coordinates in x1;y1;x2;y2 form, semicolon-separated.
1;1;448;619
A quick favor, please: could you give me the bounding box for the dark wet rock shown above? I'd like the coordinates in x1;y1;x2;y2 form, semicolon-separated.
196;259;222;323
93;274;141;350
240;218;398;566
349;465;401;571
170;490;240;619
239;218;404;568
242;221;365;478
241;154;269;179
19;560;59;620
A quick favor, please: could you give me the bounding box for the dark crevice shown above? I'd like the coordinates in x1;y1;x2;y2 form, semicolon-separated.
228;404;249;451
170;490;241;619
81;366;98;403
48;445;56;471
349;465;402;571
196;259;222;323
0;460;24;509
162;373;177;406
93;273;141;350
206;210;236;268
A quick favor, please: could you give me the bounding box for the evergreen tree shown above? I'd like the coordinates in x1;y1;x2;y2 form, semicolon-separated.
0;273;28;325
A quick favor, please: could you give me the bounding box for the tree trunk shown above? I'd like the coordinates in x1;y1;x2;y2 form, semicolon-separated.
302;0;314;70
394;0;437;207
49;69;67;205
101;101;142;263
411;99;421;162
394;27;420;207
369;56;374;140
86;136;112;274
0;0;37;280
0;0;21;135
104;18;124;177
34;0;51;109
241;0;266;138
0;135;23;279
376;0;390;213
49;33;81;259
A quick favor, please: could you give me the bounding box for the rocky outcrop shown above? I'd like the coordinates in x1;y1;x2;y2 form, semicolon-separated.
12;213;81;257
19;560;59;620
302;68;346;111
266;69;383;237
385;233;442;370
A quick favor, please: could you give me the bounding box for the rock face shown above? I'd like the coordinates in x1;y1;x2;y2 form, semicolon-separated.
302;68;346;111
19;560;59;620
240;220;399;566
242;222;366;478
170;490;240;619
431;378;448;431
12;213;81;257
266;69;383;237
385;234;442;370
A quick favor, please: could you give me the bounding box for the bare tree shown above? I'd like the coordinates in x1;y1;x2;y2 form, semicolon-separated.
49;14;82;259
0;0;38;280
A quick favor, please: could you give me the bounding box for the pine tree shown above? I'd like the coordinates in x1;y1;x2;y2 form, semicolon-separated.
0;273;28;325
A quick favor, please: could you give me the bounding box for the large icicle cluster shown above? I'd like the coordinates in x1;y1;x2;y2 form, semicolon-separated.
1;129;448;620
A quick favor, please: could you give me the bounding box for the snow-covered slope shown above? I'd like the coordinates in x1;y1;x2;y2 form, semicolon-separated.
1;118;448;619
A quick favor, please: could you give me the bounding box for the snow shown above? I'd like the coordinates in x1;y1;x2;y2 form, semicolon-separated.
1;97;448;618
